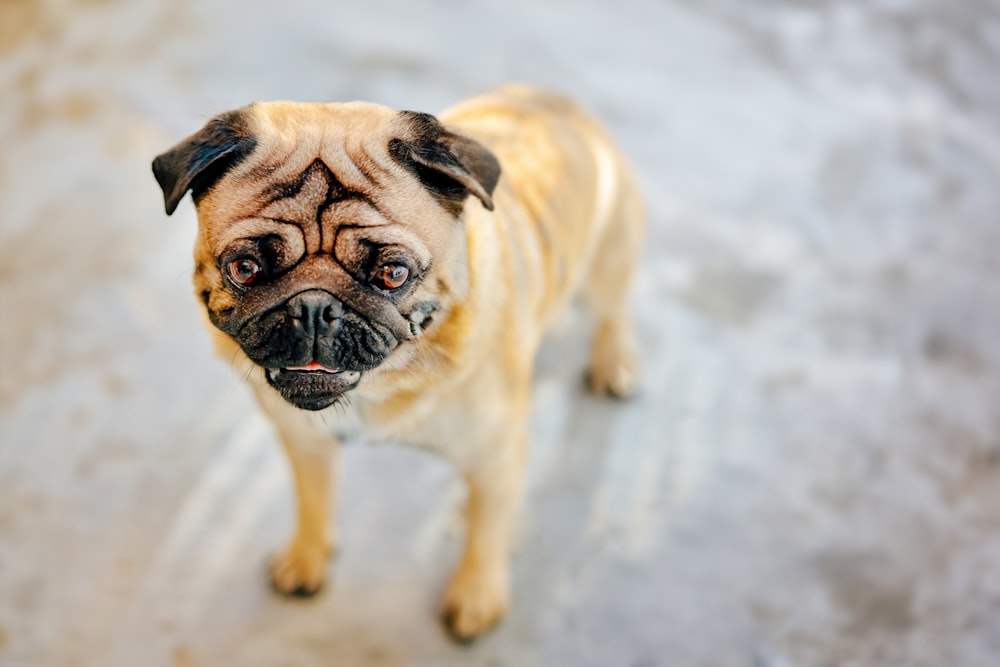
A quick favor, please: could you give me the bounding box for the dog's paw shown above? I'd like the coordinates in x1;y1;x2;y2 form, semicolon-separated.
440;563;509;643
587;322;638;399
587;349;638;399
268;538;332;597
587;361;638;399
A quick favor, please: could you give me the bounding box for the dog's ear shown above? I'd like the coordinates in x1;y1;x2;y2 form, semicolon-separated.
390;111;501;214
152;108;257;215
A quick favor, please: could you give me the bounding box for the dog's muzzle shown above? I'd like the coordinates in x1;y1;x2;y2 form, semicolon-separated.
245;288;401;410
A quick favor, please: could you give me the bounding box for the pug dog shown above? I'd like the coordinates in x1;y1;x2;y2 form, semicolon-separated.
152;84;644;641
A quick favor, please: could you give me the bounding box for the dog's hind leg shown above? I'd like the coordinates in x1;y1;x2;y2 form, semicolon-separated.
583;159;644;399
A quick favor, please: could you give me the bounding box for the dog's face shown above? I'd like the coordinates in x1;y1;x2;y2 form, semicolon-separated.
153;102;500;410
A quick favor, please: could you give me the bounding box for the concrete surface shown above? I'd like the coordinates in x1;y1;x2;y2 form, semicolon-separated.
2;0;999;665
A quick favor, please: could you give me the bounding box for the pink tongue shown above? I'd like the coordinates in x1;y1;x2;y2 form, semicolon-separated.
287;361;333;371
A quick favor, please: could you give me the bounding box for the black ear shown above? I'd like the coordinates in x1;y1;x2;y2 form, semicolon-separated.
390;111;501;213
151;109;257;215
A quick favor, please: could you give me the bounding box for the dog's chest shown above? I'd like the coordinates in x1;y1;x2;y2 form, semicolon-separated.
322;391;482;465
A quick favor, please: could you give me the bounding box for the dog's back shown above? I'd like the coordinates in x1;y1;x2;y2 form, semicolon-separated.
442;84;644;395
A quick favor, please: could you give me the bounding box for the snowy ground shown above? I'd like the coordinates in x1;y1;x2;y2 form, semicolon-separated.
1;1;999;665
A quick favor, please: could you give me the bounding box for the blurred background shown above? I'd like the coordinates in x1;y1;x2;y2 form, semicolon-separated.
1;0;999;665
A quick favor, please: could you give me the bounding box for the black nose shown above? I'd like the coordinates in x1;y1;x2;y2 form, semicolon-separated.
286;290;343;337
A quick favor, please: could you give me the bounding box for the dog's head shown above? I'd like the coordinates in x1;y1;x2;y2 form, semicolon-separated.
152;102;500;410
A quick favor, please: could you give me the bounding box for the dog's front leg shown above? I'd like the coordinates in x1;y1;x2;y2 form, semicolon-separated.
270;432;337;596
255;390;338;597
441;428;527;641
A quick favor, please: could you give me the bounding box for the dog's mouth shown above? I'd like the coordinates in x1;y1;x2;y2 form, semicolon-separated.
265;362;363;411
284;361;358;376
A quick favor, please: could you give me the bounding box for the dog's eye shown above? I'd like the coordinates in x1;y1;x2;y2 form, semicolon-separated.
228;258;262;286
373;263;409;290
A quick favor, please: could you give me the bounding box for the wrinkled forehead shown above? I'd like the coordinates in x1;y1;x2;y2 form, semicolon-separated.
238;101;403;192
196;101;453;256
